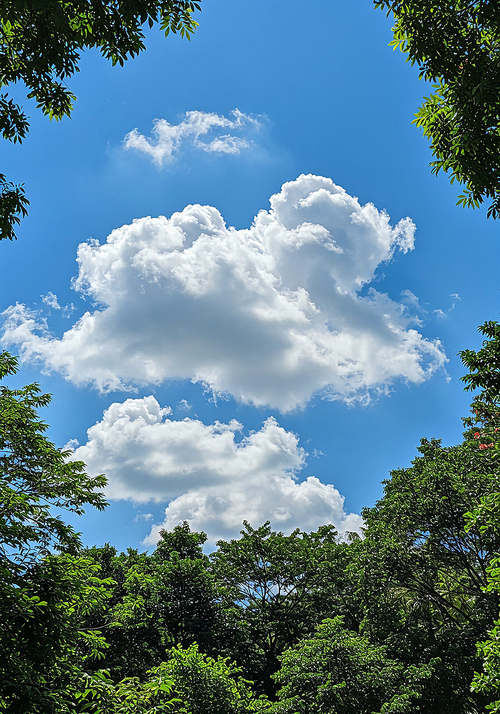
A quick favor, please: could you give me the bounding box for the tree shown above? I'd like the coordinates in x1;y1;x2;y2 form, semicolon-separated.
270;617;434;714
81;546;160;682
0;0;201;240
74;667;181;714
77;644;268;714
358;431;500;713
210;522;357;698
149;524;227;654
162;644;266;714
86;524;230;682
0;351;111;712
0;554;113;714
354;321;500;713
461;321;500;712
376;0;500;218
460;321;500;425
0;350;107;574
468;519;500;714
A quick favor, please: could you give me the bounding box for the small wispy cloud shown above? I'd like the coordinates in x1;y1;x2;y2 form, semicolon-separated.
134;511;154;522
63;438;80;452
433;308;446;319
400;289;461;322
400;289;421;311
41;292;61;310
176;399;193;413
433;293;461;319
123;109;263;167
41;292;75;318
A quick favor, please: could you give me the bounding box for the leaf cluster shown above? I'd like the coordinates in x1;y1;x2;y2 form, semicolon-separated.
375;0;500;218
0;351;107;576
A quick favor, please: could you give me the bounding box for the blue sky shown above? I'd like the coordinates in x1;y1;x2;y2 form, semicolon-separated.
2;0;499;551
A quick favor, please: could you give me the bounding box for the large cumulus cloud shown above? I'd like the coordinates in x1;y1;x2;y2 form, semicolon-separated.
2;175;446;411
70;396;363;543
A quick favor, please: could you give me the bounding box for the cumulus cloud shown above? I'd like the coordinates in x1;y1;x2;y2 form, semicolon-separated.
2;175;447;411
71;396;362;543
123;109;260;166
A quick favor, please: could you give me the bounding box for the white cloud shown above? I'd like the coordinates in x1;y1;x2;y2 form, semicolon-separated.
123;109;261;166
63;438;80;452
134;511;153;522
400;289;422;311
201;135;251;154
62;304;76;319
70;396;362;543
2;174;447;411
40;292;75;318
176;399;193;413
41;292;61;310
401;289;461;322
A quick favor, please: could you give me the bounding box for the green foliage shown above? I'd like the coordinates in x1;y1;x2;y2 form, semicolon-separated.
470;540;500;714
353;323;500;712
85;547;162;681
2;324;500;711
0;0;201;240
84;524;229;682
149;525;225;652
362;434;500;613
0;173;28;241
359;427;500;712
472;623;500;714
0;351;107;575
459;321;500;711
155;521;208;560
468;515;500;712
0;352;112;712
163;643;266;714
0;554;113;713
460;321;500;425
375;0;500;218
74;667;180;714
77;644;266;714
210;521;354;697
271;616;434;714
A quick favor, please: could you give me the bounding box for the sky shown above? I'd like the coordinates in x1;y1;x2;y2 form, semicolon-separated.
1;0;499;552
